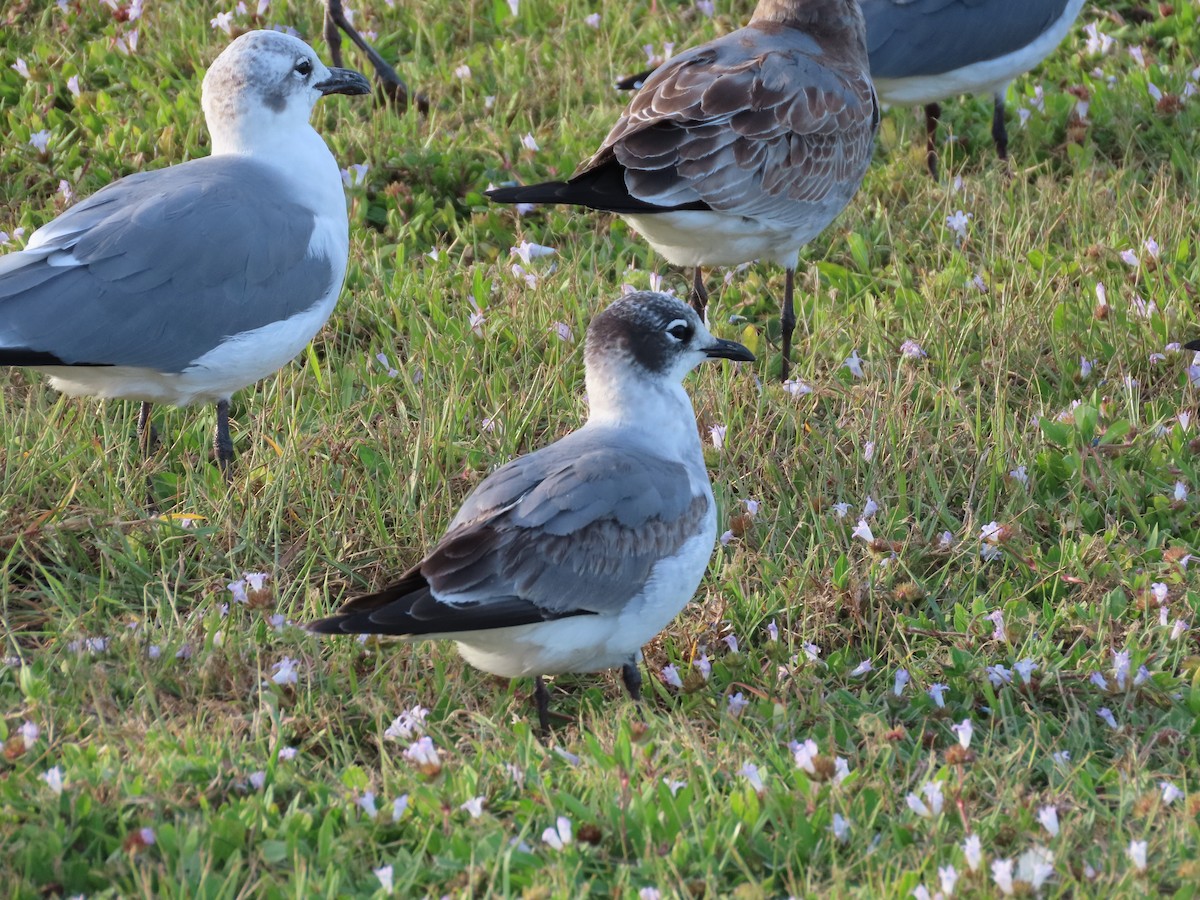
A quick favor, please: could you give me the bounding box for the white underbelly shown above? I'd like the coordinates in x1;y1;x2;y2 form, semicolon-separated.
42;292;338;406
452;525;717;678
873;0;1085;105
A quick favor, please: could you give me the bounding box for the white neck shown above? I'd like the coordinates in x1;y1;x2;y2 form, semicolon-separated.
583;363;705;464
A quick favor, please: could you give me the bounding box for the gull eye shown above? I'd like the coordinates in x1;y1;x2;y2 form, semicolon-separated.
295;58;313;77
665;319;693;342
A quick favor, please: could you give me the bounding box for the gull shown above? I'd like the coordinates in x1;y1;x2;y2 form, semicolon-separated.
0;30;369;473
862;0;1086;177
486;0;878;381
308;292;754;733
322;0;429;113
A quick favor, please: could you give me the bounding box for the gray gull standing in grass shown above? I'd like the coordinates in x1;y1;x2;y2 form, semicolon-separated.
487;0;878;381
308;292;754;734
0;29;369;473
862;0;1086;177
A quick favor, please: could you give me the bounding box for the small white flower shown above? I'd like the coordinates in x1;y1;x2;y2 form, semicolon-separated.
357;790;378;817
638;890;661;900
460;796;485;818
271;656;299;686
963;834;983;872
249;770;267;791
1113;650;1131;690
833;757;850;784
984;667;1012;686
374;864;395;894
1089;672;1109;691
831;813;851;842
893;668;910;696
1009;465;1028;487
906;792;931;817
951;719;973;749
1038;805;1059;837
384;705;430;741
792;739;819;774
404;736;440;769
1080;357;1094;379
783;378;813;398
521;132;539;152
1151;582;1169;604
1160;781;1183;805
454;64;471;80
661;664;683;689
584;13;601;28
992;858;1015;896
553;322;574;342
1052;750;1071;767
542;816;572;851
694;652;711;681
739;762;765;793
228;579;249;604
945;210;972;239
1014;659;1037;685
984;611;1006;642
831;501;851;519
662;778;686;796
765;620;779;642
849;659;872;677
802;642;821;661
41;766;64;795
392;794;410;822
1127;839;1147;872
1120;248;1140;267
278;746;297;761
928;683;948;708
899;339;927;359
938;865;958;897
510;240;556;265
702;424;727;452
1016;847;1054;890
863;441;875;461
1170;619;1189;640
1174;481;1188;503
19;721;39;745
922;781;944;815
843;350;865;378
28;130;50;153
852;519;874;543
726;692;749;716
1097;707;1118;729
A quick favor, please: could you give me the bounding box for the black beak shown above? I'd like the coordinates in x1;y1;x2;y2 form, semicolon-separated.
316;67;371;96
704;338;755;362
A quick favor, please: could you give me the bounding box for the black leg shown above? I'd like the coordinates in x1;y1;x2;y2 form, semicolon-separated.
324;0;428;113
690;267;708;318
991;93;1008;161
923;101;941;180
137;401;159;512
214;399;234;477
779;267;796;382
534;676;552;737
621;661;643;702
136;401;157;459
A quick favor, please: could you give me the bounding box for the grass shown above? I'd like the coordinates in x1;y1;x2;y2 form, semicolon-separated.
3;0;1200;896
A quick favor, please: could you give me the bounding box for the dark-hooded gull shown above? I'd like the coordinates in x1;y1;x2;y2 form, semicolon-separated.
863;0;1086;177
0;30;369;472
487;0;878;380
309;292;754;733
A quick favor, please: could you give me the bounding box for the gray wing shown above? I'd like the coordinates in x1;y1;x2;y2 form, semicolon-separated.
577;21;878;225
864;0;1076;79
308;436;711;637
0;155;335;372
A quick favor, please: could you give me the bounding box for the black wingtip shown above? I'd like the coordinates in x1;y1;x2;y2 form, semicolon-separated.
1184;339;1200;352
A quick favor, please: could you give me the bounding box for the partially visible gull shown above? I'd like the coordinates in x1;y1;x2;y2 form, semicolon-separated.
487;0;878;381
863;0;1086;177
308;292;754;734
0;30;369;472
322;0;428;113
